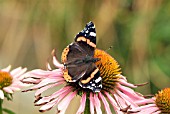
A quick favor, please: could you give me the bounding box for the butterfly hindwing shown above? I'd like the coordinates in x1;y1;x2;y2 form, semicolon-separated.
79;66;102;92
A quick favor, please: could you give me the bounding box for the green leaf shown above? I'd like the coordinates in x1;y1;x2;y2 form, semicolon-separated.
3;108;15;114
4;92;13;101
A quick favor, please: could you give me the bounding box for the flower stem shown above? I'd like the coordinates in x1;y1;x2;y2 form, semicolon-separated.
0;99;3;114
84;97;90;114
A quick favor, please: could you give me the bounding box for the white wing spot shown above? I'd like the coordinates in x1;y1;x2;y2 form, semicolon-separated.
92;84;95;86
90;32;96;37
99;84;102;88
95;77;101;83
85;30;89;33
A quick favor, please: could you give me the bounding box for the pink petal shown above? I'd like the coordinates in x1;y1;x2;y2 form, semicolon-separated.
29;78;58;90
52;55;64;69
153;111;162;114
117;84;144;101
22;77;41;84
35;82;64;96
115;89;139;108
46;62;52;71
104;91;120;111
38;87;74;112
140;106;159;114
90;93;95;114
99;92;112;114
76;92;86;114
52;87;73;106
94;93;102;114
35;86;73;105
111;91;127;108
11;68;27;79
29;69;62;78
58;91;77;114
39;98;58;112
10;67;22;76
118;78;137;88
128;104;158;113
1;65;11;72
3;87;14;93
135;98;155;105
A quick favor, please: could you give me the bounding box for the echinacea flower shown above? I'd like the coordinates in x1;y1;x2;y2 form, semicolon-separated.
0;65;27;99
22;49;145;114
128;88;170;114
22;21;147;114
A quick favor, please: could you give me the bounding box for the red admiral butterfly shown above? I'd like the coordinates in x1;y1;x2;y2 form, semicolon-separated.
61;22;102;92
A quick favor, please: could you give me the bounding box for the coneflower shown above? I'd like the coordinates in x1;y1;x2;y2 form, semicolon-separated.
22;22;145;114
128;88;170;114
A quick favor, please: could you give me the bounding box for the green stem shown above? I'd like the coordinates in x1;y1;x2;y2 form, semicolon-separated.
84;97;90;114
0;99;3;114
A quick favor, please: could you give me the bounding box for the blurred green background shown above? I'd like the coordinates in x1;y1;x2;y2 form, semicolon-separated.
0;0;170;114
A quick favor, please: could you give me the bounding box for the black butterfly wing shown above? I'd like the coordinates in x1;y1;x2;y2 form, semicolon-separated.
75;22;96;44
62;21;96;63
62;43;89;82
79;64;102;92
75;21;96;56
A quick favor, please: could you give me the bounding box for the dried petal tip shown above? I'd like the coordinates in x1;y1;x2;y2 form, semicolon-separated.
134;82;148;86
155;88;170;113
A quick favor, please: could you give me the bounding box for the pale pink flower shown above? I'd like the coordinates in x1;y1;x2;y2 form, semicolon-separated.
22;49;146;114
128;88;170;114
0;65;27;99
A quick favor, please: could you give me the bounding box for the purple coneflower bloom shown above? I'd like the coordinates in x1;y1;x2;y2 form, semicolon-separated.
22;49;145;114
0;65;27;99
128;88;170;114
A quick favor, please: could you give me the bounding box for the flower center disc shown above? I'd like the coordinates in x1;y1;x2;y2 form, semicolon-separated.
0;71;13;89
155;88;170;113
94;49;122;91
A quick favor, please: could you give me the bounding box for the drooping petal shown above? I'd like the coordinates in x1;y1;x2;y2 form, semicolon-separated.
135;98;155;105
128;104;159;113
104;91;120;111
51;49;64;69
57;91;77;114
34;82;64;96
52;56;64;69
115;89;139;108
39;98;58;112
76;92;86;114
99;92;112;114
118;77;137;88
90;93;95;114
94;93;102;114
111;91;127;109
28;78;59;90
35;86;73;106
117;84;144;101
152;111;162;114
139;105;160;114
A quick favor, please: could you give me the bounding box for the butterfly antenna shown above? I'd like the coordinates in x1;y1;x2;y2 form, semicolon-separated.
105;46;113;52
